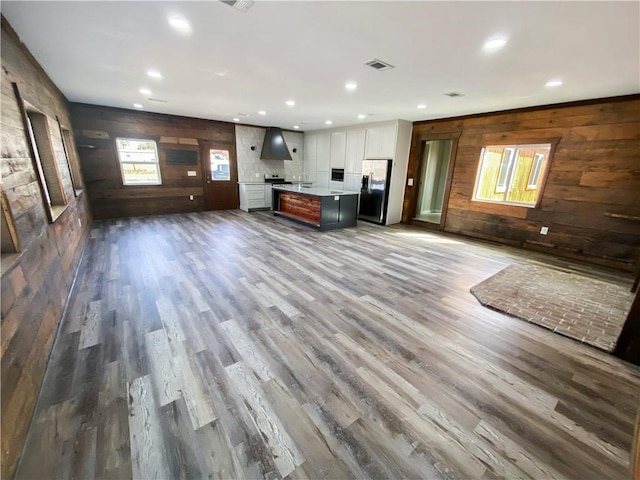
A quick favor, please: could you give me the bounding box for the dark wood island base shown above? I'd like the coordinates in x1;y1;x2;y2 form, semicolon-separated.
272;186;359;231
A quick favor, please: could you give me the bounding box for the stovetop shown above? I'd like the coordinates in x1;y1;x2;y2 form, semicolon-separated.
264;174;292;184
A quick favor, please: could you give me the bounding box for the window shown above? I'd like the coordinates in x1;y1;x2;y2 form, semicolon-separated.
495;148;514;193
527;153;545;189
473;143;551;207
59;125;84;195
209;149;230;181
1;193;19;254
25;111;68;218
116;138;161;185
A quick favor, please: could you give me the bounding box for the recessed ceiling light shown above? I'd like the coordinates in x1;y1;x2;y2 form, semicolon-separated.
483;36;508;50
345;82;357;91
286;100;295;107
147;70;163;79
546;79;563;87
325;120;332;125
258;110;266;115
417;104;427;109
357;114;366;119
293;125;300;129
233;118;240;122
139;87;152;95
168;16;191;33
133;103;143;109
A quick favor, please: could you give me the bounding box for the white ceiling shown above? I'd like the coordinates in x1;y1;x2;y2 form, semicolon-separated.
2;1;639;131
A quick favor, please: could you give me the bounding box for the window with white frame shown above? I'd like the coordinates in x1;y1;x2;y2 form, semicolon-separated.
60;126;84;195
527;153;546;190
116;138;161;186
25;111;68;213
473;144;552;207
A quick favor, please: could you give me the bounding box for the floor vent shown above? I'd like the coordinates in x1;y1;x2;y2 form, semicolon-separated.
364;58;395;71
220;0;255;13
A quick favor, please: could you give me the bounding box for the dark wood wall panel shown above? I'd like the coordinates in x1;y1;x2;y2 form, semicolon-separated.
69;103;235;219
403;96;640;271
1;18;92;479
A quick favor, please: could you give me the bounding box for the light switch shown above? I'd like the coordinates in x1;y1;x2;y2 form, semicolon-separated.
408;178;414;186
187;170;197;177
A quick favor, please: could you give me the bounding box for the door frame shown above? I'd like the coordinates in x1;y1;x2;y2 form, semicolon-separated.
200;141;239;211
409;131;460;231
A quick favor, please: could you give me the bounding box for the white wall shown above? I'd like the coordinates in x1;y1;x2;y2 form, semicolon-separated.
235;125;304;182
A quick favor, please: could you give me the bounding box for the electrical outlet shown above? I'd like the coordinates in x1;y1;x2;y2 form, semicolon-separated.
187;170;197;177
189;195;194;201
540;226;549;235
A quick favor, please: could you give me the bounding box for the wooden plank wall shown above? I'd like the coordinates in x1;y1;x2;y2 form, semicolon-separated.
402;96;640;271
69;103;236;219
1;18;92;479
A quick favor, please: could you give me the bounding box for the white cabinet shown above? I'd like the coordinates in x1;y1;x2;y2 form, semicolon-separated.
264;185;273;210
365;124;397;159
315;171;329;189
316;132;331;172
345;129;366;175
330;131;347;170
303;133;317;182
239;184;269;212
344;173;362;193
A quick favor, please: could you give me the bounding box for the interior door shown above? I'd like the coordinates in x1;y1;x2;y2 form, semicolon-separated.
202;142;239;210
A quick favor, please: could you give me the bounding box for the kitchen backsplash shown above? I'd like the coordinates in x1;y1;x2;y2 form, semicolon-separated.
235;125;305;182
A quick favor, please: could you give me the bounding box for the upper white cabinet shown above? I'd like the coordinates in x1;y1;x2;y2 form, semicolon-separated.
303;133;318;181
316;132;331;172
345;129;366;175
330;131;347;170
365;124;397;159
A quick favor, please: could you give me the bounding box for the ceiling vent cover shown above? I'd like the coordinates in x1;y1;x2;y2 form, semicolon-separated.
220;0;255;13
444;92;463;98
364;58;395;71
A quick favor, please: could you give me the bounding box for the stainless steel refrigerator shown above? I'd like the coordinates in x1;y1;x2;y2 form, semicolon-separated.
359;159;392;225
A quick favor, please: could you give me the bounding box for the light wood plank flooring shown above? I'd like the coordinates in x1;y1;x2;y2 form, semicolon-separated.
16;210;640;479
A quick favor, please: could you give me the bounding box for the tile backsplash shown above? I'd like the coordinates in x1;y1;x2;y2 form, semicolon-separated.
235;125;305;182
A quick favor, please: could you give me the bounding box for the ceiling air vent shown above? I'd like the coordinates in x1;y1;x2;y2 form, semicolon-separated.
220;0;255;13
444;92;463;98
364;58;395;71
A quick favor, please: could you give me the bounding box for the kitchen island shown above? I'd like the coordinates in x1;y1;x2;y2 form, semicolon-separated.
272;185;359;231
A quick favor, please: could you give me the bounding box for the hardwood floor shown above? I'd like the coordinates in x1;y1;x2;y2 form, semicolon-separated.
15;210;640;479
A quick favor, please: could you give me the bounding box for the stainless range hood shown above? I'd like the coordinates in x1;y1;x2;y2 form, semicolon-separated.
260;127;293;161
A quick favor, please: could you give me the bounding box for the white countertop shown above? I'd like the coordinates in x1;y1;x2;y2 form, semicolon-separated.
238;181;315;185
272;184;360;197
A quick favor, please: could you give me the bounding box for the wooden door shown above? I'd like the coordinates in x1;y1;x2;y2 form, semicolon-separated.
202;142;238;210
